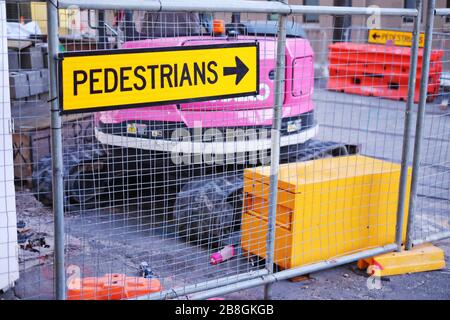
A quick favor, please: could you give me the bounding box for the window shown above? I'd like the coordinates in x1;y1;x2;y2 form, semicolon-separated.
447;0;450;23
304;0;319;23
403;0;415;23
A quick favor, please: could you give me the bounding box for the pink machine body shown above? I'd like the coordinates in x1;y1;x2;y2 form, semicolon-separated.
95;36;315;129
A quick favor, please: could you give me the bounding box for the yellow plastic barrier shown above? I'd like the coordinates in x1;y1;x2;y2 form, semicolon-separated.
241;155;411;270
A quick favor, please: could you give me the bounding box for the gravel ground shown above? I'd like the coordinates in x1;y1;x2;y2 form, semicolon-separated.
222;238;450;300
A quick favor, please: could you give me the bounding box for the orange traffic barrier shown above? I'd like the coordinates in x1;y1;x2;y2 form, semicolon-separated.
67;273;162;300
328;65;441;103
328;42;443;73
327;42;443;103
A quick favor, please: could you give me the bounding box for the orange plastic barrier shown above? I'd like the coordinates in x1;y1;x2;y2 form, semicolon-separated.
67;273;162;300
327;42;443;103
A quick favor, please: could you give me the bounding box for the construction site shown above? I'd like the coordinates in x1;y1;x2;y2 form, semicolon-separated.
0;0;449;301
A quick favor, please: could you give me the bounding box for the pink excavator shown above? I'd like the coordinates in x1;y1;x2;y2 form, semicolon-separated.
34;14;356;246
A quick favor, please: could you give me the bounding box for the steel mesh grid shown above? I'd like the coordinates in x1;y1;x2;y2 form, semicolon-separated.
0;0;19;298
2;0;56;299
270;14;413;271
58;9;414;299
411;15;450;244
0;0;448;300
59;9;277;300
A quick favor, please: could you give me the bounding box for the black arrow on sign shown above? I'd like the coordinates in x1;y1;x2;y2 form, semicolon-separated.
223;56;249;85
372;32;380;40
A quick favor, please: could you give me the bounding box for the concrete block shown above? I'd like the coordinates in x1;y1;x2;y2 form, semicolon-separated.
9;72;30;99
8;49;20;71
36;43;49;68
24;70;42;95
20;46;44;70
39;69;49;93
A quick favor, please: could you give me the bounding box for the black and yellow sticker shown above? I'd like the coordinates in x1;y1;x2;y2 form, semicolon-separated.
58;42;259;114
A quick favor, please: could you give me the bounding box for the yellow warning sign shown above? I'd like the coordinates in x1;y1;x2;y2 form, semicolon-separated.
368;29;425;48
58;43;259;114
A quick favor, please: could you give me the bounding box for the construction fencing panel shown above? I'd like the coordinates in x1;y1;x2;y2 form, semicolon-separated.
55;4;416;300
3;0;55;299
410;11;450;245
56;8;278;300
1;0;19;297
2;0;447;300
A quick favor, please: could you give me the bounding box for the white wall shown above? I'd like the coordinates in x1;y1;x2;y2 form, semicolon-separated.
0;0;19;292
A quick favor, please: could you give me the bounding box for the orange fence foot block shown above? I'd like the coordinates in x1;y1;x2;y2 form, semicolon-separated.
67;273;162;300
357;243;445;277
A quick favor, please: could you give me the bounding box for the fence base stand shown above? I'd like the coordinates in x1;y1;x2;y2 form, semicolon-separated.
357;243;445;277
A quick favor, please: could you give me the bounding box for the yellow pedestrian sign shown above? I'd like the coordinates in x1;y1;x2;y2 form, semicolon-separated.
58;42;259;114
368;29;425;48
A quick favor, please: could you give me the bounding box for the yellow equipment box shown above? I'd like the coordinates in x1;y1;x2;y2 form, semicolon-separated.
241;155;411;270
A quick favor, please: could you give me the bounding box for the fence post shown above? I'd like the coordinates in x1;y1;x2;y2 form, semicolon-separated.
405;0;436;250
395;0;422;252
46;0;66;299
264;0;288;300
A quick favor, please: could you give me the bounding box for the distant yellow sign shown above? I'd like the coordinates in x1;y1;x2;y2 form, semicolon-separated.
58;43;259;114
368;29;425;48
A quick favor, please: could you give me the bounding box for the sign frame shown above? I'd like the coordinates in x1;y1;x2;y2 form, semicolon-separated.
57;42;260;115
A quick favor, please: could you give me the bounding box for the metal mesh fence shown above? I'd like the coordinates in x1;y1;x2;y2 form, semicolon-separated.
264;14;414;272
58;8;279;300
3;0;53;299
411;13;450;245
0;0;448;300
1;0;19;298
